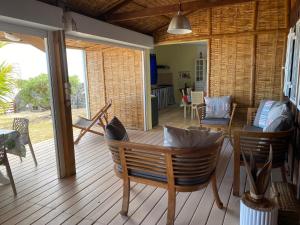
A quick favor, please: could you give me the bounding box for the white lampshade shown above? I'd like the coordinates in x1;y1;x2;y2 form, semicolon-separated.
167;11;192;35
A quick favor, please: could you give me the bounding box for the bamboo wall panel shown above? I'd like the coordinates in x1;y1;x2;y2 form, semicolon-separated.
86;47;144;130
256;0;287;30
210;36;253;107
211;2;255;34
154;0;288;108
254;32;286;105
102;48;144;129
86;50;106;117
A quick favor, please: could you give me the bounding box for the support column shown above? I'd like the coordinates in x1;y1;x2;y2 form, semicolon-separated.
46;30;76;178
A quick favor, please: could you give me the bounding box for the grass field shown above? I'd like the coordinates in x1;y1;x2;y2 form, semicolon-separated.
0;108;86;144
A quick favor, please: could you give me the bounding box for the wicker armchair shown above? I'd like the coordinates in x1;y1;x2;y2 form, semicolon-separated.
106;137;225;225
233;107;294;196
197;102;237;144
0;135;17;195
13;118;37;166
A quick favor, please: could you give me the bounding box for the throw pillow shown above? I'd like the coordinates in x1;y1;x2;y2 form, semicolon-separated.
105;116;129;141
263;103;292;132
163;126;222;148
253;100;275;128
263;116;292;132
204;96;231;119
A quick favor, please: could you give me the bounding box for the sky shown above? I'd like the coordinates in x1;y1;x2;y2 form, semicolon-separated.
0;43;85;81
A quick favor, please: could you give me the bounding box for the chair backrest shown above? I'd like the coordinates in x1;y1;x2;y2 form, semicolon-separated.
106;137;224;190
96;100;112;129
191;91;204;105
12;118;30;145
234;129;293;167
197;100;237;122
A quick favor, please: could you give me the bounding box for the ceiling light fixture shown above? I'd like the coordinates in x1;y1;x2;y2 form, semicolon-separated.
167;1;192;35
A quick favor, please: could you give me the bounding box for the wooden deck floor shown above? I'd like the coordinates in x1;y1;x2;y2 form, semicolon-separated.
0;107;267;225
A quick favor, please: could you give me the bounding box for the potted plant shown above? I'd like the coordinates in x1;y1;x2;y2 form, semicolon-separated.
240;146;278;225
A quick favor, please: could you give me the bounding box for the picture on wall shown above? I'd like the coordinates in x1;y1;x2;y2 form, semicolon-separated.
178;71;191;80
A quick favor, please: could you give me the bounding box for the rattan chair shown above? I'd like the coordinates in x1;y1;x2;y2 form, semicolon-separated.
106;137;225;225
232;107;294;196
13;118;37;166
0;135;17;195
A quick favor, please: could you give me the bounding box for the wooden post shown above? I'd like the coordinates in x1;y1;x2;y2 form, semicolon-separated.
46;30;76;178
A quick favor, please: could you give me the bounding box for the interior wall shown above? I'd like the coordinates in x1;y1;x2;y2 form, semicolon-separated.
86;45;144;130
154;43;207;104
154;0;288;108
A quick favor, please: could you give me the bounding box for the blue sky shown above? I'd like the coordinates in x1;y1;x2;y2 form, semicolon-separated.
0;43;85;81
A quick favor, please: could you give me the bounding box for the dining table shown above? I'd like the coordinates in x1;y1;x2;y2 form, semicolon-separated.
0;129;26;184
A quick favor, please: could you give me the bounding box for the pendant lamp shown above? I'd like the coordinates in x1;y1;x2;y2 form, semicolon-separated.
167;1;192;35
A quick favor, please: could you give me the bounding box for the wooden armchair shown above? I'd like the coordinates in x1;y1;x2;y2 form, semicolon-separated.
197;102;237;143
233;107;294;196
106;137;224;225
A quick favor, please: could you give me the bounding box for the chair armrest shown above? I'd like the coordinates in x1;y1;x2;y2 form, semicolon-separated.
247;107;258;126
196;104;206;123
228;103;237;129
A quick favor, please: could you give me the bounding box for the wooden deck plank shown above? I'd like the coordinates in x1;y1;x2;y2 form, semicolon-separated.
222;167;246;225
188;141;232;225
0;108;263;225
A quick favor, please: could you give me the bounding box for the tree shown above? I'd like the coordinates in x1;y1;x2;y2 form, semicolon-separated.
18;74;51;110
0;42;15;109
69;75;81;95
18;74;81;110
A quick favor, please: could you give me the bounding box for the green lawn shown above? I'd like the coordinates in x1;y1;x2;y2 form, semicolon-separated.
0;108;86;144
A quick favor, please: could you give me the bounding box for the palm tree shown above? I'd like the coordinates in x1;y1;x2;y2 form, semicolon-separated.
0;42;14;109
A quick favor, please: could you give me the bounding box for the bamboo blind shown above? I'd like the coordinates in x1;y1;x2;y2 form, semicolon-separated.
86;47;144;130
154;0;288;108
86;50;106;115
210;35;253;107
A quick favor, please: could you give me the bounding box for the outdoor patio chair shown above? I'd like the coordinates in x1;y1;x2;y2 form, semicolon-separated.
197;97;237;144
0;135;17;195
73;100;112;144
13;118;37;166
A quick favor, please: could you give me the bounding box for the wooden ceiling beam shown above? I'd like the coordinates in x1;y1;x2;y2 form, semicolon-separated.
100;0;135;19
105;0;254;22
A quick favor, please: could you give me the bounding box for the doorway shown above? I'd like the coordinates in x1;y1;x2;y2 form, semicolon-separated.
151;41;208;127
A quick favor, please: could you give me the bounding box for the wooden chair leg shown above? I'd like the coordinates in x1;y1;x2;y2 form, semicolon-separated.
211;174;223;209
167;188;176;225
233;138;240;196
74;130;85;145
5;160;17;196
120;179;130;216
281;166;287;182
28;140;37;166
